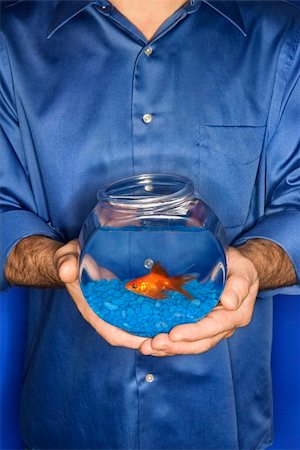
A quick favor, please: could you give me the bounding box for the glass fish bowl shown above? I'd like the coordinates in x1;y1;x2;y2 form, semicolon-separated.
79;174;227;337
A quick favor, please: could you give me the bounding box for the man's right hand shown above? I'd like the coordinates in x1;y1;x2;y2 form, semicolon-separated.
53;240;147;349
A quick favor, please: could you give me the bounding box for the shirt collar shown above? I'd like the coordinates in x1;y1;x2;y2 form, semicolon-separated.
47;0;93;39
47;0;246;39
203;1;246;36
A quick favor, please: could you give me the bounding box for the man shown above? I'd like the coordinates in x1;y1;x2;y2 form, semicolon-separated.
1;0;299;448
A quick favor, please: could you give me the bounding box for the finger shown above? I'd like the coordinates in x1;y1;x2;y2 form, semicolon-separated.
54;240;80;283
58;253;79;283
139;336;177;357
141;349;174;357
102;321;148;349
220;273;251;310
167;330;233;355
151;333;173;352
140;330;234;356
232;280;258;328
169;281;258;343
222;247;258;310
139;334;178;357
54;239;80;260
169;309;238;342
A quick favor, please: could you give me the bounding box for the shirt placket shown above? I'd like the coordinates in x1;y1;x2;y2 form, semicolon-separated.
94;3;201;449
129;18;186;447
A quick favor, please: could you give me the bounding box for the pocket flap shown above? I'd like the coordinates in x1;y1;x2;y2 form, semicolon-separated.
199;125;266;165
197;124;266;227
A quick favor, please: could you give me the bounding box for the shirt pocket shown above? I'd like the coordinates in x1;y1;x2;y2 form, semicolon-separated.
197;125;266;229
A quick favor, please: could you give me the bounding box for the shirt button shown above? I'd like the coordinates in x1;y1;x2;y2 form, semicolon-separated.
142;113;153;124
96;2;112;11
145;373;155;383
144;47;153;57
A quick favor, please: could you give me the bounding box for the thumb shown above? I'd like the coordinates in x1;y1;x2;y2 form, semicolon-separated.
220;274;250;310
57;253;79;284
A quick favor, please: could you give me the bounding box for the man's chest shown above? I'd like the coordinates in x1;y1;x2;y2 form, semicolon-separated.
11;4;277;235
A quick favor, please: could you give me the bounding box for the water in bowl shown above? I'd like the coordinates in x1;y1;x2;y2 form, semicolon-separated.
80;226;226;337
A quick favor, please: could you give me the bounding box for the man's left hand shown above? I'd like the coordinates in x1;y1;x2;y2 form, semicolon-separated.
139;246;259;357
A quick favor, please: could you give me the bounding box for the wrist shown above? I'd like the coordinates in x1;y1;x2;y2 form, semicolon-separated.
236;238;296;290
236;241;260;283
5;235;65;288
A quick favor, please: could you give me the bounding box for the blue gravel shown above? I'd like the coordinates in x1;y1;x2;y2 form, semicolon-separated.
81;279;221;337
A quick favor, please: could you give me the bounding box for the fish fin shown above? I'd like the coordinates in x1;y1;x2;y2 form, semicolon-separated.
177;287;193;300
151;262;170;278
168;285;193;300
156;292;169;300
150;291;168;300
169;275;195;300
173;274;196;284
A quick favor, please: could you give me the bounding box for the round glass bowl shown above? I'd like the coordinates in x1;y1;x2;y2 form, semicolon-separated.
79;174;227;337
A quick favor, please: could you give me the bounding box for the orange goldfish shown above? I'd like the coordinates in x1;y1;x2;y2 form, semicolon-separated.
125;262;195;300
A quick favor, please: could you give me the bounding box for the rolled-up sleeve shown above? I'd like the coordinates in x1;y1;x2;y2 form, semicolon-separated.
234;39;300;295
0;33;60;291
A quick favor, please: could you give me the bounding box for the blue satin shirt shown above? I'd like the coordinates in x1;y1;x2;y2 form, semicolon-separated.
1;1;300;449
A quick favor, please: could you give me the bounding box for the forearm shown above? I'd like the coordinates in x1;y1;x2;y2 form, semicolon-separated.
4;235;65;288
237;238;297;290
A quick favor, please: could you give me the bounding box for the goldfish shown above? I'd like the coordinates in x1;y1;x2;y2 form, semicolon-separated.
125;262;195;300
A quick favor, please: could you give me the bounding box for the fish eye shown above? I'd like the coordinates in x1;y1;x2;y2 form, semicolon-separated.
132;283;137;290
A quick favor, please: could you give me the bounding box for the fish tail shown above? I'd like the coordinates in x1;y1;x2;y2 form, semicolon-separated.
176;286;194;300
173;274;195;284
169;275;195;300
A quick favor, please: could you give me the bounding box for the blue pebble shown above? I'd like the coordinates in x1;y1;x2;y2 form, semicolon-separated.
80;278;222;337
191;299;201;306
103;301;118;311
127;308;134;316
113;298;124;305
155;321;168;328
140;303;151;314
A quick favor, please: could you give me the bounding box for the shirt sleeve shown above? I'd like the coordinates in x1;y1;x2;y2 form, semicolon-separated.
0;33;61;291
234;37;300;296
